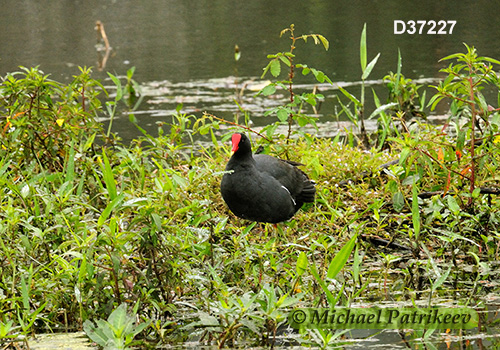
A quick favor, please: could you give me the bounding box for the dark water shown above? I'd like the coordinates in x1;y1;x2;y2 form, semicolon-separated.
2;0;500;141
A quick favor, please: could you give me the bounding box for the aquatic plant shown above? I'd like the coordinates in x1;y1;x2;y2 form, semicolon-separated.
83;303;150;350
258;24;330;140
336;23;397;149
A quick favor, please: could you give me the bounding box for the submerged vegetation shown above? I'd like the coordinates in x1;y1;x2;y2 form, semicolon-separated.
1;25;500;349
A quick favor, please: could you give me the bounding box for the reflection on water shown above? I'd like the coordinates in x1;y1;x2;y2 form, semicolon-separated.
127;76;445;139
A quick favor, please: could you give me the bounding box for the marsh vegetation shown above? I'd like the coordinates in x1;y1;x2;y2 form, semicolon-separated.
1;25;500;349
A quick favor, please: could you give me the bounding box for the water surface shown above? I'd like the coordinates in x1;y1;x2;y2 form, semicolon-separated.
2;0;500;141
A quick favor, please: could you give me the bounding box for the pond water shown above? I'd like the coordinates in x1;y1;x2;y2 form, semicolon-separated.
2;0;500;142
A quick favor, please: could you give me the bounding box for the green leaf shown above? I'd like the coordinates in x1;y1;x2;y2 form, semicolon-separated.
260;84;276;96
338;86;361;107
126;66;136;79
318;34;330;51
83;320;109;346
270;59;281;77
427;94;445;111
368;102;398;120
25;301;47;330
336;96;357;125
411;184;420;240
456;127;466;151
210;128;219;147
472;187;481;198
107;72;123;101
309;264;337;305
129;113;137;124
98;193;125;226
278;55;292;67
447;195;461;215
392;191;405;212
360;23;367;71
395;48;402;94
296;252;308;277
84;133;97;151
108;303;129;331
402;174;420;186
122;197;149;207
20;275;30;311
65;143;75;183
311;69;333;84
261;62;272;78
277;108;290;122
480;56;500;65
101;149;117;201
361;52;381;80
439;52;464;62
431;267;451;291
326;234;357;279
352;245;361;284
194;312;220;327
477;92;488;114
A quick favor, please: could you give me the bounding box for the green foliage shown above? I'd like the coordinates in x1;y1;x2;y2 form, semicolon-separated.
259;24;331;140
0;66;103;172
83;303;150;349
384;71;426;120
393;44;500;215
428;44;500;207
326;233;357;280
106;67;143;135
336;24;396;149
0;320;17;340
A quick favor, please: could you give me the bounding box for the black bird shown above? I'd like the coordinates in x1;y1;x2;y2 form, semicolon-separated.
220;133;315;223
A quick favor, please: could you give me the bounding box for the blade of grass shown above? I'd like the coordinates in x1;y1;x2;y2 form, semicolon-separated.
101;149;117;201
360;23;367;72
326;234;357;279
411;182;421;242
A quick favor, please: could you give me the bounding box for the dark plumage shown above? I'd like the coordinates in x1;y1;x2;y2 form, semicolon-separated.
220;133;315;223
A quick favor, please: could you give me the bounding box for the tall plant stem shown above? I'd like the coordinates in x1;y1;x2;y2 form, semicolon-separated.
286;29;297;141
467;74;476;207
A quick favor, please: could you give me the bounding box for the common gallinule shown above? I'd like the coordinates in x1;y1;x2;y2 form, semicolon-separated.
220;133;315;223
